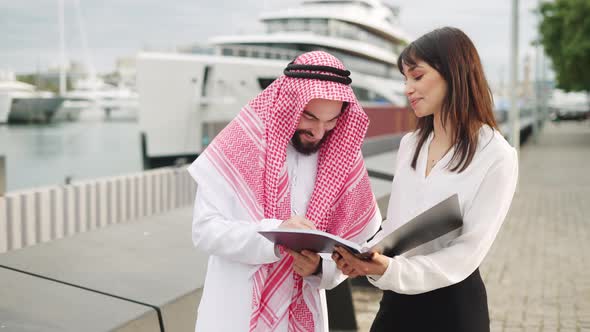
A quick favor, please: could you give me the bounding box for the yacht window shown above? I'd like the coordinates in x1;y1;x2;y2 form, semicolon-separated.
352;86;370;102
201;66;211;97
257;78;276;90
308;18;328;35
289;19;305;31
352;86;388;103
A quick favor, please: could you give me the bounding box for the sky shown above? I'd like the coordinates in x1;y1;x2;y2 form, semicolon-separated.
0;0;549;85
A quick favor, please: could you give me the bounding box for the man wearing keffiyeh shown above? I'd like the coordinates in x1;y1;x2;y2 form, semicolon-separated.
188;51;382;332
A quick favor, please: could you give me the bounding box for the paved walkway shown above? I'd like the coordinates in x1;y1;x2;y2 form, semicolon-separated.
351;121;590;332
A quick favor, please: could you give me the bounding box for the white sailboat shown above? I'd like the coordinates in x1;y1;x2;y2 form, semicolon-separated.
54;0;138;122
63;77;138;120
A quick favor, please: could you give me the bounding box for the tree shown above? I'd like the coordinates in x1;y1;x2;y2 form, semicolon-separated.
539;0;590;93
16;74;72;94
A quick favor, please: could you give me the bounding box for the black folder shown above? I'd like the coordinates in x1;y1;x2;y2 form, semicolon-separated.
259;194;463;258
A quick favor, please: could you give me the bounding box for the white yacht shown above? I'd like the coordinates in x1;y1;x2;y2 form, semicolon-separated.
59;78;139;121
137;0;415;167
0;72;64;124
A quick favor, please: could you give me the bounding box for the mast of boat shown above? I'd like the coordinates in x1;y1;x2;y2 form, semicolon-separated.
58;0;66;95
74;0;97;85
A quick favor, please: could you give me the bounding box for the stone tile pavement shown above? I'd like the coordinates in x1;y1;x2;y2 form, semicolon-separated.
350;121;590;332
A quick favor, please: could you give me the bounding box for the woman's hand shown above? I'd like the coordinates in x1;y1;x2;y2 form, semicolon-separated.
286;248;322;277
332;246;390;278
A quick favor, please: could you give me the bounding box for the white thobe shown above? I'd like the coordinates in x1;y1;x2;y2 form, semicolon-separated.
368;125;519;294
189;143;382;332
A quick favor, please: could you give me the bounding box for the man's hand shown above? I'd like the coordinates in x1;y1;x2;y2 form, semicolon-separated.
332;246;389;278
286;248;322;277
279;216;316;230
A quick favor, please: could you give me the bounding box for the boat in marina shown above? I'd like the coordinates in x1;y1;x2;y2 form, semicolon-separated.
58;78;139;121
0;72;64;124
137;0;415;168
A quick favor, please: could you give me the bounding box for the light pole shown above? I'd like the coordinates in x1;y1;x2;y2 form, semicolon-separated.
534;42;541;141
509;0;520;152
0;155;5;196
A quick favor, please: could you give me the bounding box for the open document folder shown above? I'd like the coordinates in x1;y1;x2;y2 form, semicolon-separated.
258;194;463;259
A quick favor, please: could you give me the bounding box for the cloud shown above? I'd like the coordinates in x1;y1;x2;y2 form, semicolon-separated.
395;0;543;83
0;0;547;83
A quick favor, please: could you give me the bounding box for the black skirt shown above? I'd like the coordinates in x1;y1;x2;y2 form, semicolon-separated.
370;268;490;332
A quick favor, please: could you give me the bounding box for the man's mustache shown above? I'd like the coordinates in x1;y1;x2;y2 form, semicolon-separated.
299;130;315;138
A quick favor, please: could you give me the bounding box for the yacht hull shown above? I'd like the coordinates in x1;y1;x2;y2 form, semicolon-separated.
137;52;413;168
53;99;89;122
0;94;11;124
8;97;65;123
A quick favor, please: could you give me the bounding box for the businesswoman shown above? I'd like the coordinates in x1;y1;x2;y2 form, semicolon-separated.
333;27;519;332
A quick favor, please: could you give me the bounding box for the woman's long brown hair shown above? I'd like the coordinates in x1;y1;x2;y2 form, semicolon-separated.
397;27;498;172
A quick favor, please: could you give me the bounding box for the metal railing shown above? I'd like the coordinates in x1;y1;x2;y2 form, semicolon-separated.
0;166;196;254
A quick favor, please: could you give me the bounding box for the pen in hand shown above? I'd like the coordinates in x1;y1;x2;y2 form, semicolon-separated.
280;215;316;230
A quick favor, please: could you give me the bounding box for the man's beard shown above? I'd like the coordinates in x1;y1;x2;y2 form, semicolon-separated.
291;130;331;155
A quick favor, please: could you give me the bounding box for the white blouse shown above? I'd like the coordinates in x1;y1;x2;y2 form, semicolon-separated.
189;143;381;332
368;125;518;294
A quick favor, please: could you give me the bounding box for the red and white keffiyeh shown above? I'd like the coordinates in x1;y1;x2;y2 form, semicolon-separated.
195;51;378;331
